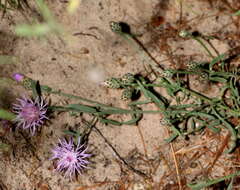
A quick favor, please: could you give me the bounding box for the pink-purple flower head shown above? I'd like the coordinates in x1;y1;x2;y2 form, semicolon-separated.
12;96;48;135
12;73;24;82
50;137;91;179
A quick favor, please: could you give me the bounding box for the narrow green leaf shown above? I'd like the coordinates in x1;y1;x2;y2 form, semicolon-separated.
97;108;133;115
164;133;178;143
227;178;234;190
188;171;240;190
212;108;237;153
66;104;97;113
99;118;122;126
137;80;166;109
209;54;225;70
128;100;152;106
206;120;221;133
209;76;227;83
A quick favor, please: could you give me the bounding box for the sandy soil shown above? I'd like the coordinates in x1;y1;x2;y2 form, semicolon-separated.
1;0;240;189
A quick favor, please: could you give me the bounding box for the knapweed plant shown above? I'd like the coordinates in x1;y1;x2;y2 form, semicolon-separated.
109;21;240;154
1;11;240;187
9;52;240;183
9;26;240;180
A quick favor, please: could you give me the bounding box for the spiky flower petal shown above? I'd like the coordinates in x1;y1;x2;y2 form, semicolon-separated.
51;137;91;179
12;96;48;135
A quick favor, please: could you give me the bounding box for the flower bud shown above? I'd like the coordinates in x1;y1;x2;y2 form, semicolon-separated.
121;88;133;101
12;73;24;82
103;78;121;89
121;73;135;84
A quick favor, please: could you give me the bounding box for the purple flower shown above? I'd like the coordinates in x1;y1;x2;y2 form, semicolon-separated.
50;137;91;179
12;96;48;135
12;73;24;82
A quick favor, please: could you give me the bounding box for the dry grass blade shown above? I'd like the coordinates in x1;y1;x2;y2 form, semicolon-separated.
165;126;183;190
135;125;148;158
175;144;205;155
206;134;230;175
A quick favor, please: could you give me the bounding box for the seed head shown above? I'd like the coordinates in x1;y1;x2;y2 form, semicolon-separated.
50;137;91;179
179;30;191;38
110;21;122;33
121;88;133;101
121;73;135;85
103;78;121;89
12;96;48;135
160;118;171;126
12;73;34;90
186;62;199;71
161;69;174;78
200;72;208;80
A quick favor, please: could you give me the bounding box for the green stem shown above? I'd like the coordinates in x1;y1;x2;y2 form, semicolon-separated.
0;109;16;121
49;105;162;115
179;87;212;103
211;107;237;153
192;36;215;58
179;87;240;116
49;90;119;109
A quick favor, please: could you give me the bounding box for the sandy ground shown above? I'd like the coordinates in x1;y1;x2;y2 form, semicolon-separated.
1;0;240;189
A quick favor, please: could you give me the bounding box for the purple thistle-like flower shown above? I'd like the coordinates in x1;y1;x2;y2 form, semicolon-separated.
50;137;91;179
12;96;48;135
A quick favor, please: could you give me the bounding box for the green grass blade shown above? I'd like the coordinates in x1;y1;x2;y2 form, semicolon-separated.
188;171;240;190
137;80;166;109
